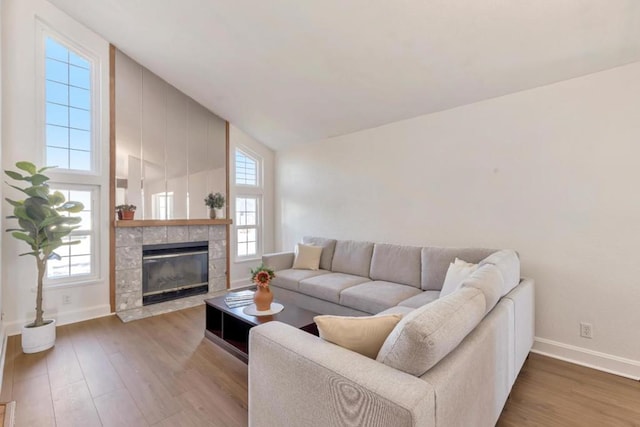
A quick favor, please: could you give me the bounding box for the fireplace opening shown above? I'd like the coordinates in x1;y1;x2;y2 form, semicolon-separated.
142;241;209;305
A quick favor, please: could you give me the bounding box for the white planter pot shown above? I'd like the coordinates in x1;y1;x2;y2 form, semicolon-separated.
21;319;56;353
215;208;225;219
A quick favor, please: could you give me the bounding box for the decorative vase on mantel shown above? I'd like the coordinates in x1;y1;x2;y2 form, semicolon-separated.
209;208;217;219
253;286;273;311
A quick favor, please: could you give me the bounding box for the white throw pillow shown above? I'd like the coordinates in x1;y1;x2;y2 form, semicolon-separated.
292;243;323;270
440;258;478;297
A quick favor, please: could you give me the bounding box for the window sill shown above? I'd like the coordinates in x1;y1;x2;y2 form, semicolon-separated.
45;277;103;290
234;257;262;264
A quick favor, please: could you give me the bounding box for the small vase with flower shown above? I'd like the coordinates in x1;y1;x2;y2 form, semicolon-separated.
251;264;276;311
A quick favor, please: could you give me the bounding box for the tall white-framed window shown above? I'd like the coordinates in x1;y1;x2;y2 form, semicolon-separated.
45;185;99;285
234;148;262;260
42;31;98;173
36;22;106;288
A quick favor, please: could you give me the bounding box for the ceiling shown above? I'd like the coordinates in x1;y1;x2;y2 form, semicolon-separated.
49;0;640;150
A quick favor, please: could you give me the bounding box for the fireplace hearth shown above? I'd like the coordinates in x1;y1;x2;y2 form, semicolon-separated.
142;241;209;305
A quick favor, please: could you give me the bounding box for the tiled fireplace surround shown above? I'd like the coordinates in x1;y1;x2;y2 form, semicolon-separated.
115;224;227;321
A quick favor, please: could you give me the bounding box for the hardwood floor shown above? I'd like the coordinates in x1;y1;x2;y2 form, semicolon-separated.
1;307;247;427
1;306;639;426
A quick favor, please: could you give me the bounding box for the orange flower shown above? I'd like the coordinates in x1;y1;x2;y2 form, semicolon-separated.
254;271;271;288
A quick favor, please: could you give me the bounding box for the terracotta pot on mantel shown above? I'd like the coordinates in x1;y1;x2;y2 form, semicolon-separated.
254;286;273;311
121;210;135;220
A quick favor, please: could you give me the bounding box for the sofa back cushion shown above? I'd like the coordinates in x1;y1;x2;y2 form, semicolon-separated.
421;247;496;291
376;287;486;376
461;264;503;315
331;240;374;277
369;243;422;288
479;249;520;296
302;236;337;271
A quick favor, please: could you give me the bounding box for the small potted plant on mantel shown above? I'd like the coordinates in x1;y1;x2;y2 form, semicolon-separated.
204;192;225;219
115;204;136;220
4;162;84;353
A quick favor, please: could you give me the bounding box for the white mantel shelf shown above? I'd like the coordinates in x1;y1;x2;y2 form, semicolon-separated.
114;219;233;227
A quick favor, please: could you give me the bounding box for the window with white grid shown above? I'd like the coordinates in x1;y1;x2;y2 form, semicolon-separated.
44;36;95;172
235;149;258;186
45;185;98;284
236;196;260;258
234;147;263;261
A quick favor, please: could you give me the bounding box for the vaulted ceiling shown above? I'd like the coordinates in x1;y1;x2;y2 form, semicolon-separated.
49;0;640;150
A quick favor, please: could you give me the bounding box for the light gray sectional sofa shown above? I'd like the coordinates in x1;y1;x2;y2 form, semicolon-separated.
248;237;535;427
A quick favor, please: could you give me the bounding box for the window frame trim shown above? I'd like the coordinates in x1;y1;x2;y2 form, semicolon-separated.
234;194;262;261
43;183;101;288
234;147;261;188
36;20;102;176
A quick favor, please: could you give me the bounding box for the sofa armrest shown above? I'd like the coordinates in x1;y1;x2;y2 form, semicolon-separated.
249;322;435;427
262;251;295;271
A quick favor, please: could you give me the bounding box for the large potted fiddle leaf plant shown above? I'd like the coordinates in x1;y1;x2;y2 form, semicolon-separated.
4;162;84;353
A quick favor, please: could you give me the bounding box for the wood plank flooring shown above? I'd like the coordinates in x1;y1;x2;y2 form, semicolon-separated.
1;306;639;426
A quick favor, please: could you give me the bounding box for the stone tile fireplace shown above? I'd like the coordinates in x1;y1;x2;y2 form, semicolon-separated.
114;224;227;321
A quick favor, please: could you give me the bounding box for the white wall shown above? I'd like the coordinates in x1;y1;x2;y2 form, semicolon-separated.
1;0;111;334
230;125;275;287
276;61;640;378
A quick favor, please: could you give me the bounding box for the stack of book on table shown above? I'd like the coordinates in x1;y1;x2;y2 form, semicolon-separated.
224;290;255;308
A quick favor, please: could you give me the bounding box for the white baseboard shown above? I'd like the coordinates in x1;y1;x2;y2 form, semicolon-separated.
532;337;640;381
4;304;113;336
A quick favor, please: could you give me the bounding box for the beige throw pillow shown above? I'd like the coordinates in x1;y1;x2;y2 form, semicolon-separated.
440;258;478;297
292;243;323;270
314;314;403;359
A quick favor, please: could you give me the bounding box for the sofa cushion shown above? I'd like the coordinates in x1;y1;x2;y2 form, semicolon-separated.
339;281;423;314
270;269;330;292
479;249;520;296
440;258;479;298
376;305;415;317
292;243;323;270
302;236;337;271
461;264;503;315
314;314;403;359
331;240;375;277
369;243;422;289
376;287;486;376
299;273;370;304
398;291;441;309
421;247;496;291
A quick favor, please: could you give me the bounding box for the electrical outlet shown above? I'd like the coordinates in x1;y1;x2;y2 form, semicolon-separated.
62;294;72;305
580;322;593;339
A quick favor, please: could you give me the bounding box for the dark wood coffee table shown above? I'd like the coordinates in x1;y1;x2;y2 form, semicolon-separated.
204;294;319;363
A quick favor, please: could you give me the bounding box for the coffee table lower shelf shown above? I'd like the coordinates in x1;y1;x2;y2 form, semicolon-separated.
204;295;319;363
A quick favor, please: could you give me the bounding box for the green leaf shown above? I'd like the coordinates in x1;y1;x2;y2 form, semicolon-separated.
37;166;56;173
19;251;38;257
16;161;36;175
11;231;35;245
4;198;23;207
48;252;62;261
4;170;25;181
23;185;50;200
48;191;65;206
29;174;50;186
24;199;47;223
59;217;82;225
59;201;84;213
